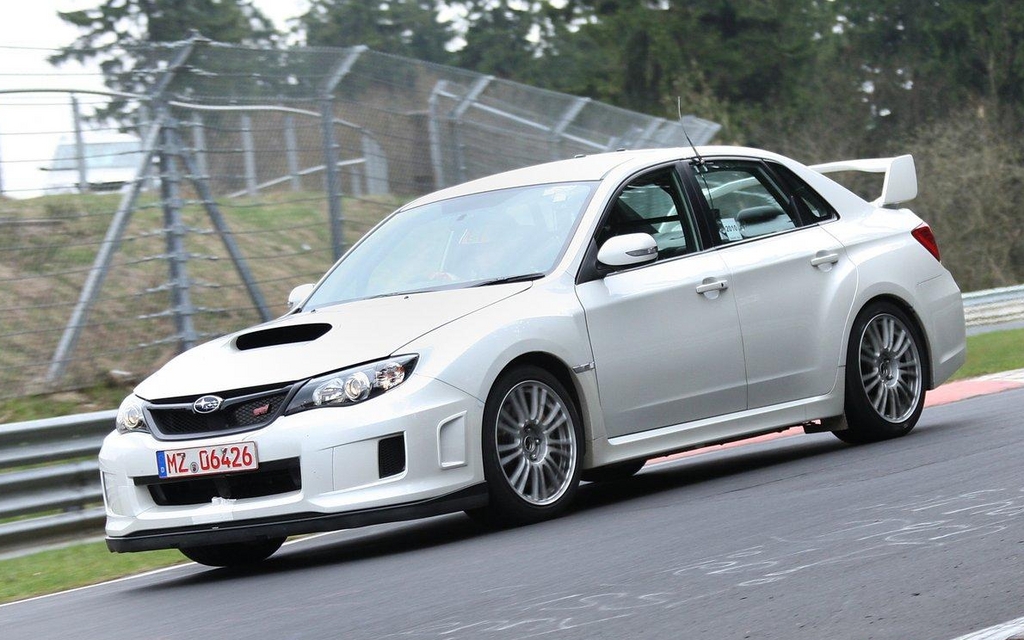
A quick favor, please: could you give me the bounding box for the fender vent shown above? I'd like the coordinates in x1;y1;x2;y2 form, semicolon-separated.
235;323;331;351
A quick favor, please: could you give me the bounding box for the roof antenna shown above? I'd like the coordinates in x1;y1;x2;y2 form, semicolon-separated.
677;96;706;171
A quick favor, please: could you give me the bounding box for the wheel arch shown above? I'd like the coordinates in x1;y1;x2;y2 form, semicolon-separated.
494;351;588;457
846;293;934;390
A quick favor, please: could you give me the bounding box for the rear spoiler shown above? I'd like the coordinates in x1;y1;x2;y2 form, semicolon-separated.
809;154;917;206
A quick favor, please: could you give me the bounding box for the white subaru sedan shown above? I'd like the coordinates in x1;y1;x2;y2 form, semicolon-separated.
101;147;966;566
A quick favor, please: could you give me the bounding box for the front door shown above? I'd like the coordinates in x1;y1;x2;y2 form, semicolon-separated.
576;164;747;438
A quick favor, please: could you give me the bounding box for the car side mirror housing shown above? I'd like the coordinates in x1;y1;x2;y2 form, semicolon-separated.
287;283;316;310
597;233;659;268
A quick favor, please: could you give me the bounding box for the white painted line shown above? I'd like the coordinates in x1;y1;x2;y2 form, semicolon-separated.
0;562;191;610
951;615;1024;640
0;530;341;610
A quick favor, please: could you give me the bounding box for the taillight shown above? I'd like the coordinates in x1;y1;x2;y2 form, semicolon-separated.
911;223;940;262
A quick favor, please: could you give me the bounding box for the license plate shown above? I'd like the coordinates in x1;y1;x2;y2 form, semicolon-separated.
156;442;258;479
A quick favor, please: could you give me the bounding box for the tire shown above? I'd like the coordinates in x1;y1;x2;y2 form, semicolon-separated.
834;301;927;444
581;459;646;483
468;365;583;528
179;537;285;567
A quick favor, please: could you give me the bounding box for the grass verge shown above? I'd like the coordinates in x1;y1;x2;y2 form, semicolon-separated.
950;327;1024;380
0;541;186;605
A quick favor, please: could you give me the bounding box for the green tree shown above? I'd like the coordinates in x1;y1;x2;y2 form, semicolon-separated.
300;0;452;64
50;0;278;120
52;0;276;71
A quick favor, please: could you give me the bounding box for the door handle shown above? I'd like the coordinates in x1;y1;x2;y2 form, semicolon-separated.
810;251;840;267
696;279;729;295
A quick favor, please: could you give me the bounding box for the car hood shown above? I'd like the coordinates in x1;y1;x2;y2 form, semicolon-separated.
134;283;531;400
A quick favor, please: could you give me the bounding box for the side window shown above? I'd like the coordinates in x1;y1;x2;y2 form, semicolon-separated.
694;161;797;244
598;167;699;261
767;162;838;222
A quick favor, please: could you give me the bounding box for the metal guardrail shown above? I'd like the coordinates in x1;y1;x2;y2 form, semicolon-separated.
0;410;114;553
963;284;1024;327
0;285;1021;556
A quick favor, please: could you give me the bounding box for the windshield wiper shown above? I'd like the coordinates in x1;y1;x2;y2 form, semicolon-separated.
471;272;546;287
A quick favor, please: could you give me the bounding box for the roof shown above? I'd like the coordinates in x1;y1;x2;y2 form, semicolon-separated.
402;146;792;209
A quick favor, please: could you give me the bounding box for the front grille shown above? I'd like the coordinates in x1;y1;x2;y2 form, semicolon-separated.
378;434;406;478
144;458;301;506
147;387;290;440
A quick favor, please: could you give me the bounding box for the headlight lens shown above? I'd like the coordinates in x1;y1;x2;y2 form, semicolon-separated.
115;395;149;434
286;355;417;414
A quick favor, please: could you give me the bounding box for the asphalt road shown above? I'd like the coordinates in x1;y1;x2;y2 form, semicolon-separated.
4;388;1024;640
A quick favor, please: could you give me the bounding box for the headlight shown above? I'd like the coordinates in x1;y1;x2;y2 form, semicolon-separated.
115;395;149;434
285;355;417;415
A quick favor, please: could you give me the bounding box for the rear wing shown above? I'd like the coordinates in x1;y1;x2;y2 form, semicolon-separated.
809;154;917;206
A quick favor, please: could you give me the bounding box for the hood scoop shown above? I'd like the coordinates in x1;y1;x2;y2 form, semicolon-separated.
235;323;332;351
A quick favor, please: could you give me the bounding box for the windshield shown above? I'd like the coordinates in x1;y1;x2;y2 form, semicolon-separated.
304;182;596;309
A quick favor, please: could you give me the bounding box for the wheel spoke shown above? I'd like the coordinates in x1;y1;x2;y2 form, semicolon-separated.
543;414;567;435
529;465;542;501
507;454;526;481
499;450;521;466
511;387;532;423
534;386;549;422
497;414;520;436
511;458;529;493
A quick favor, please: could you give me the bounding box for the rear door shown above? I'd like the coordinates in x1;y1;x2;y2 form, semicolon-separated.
685;158;857;409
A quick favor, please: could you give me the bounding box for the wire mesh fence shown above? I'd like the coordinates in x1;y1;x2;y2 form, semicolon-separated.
0;38;719;400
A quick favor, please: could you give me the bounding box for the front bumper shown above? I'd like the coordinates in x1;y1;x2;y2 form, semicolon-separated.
101;374;486;551
106;484;487;552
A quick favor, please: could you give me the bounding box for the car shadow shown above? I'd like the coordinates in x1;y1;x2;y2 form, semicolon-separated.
136;419;965;588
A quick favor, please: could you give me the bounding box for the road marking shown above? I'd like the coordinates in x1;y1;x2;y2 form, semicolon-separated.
950;615;1024;640
0;531;337;610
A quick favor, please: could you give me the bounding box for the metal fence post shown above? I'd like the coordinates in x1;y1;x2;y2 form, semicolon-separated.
45;118;163;384
174;128;271;322
320;99;344;261
451;76;493;184
159;111;198;352
240;113;258;198
45;40;199;385
190;111;209;184
550;97;590;160
318;46;366;261
427;81;447;190
71;94;88;192
284;114;301;192
362;134;388;195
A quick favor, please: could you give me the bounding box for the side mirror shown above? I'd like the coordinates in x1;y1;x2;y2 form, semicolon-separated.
597;233;658;268
287;283;315;310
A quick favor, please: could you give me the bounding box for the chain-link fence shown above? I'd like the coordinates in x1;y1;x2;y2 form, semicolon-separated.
0;37;719;400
